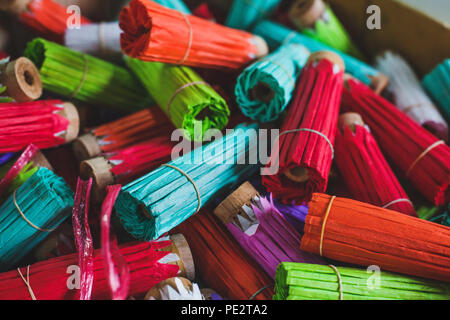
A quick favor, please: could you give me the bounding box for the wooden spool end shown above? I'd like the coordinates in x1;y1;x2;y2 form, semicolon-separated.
80;157;114;203
30;150;53;171
251;82;275;104
214;181;259;225
284;166;310;183
56;102;80;143
0;57;42;102
252;35;269;59
0;0;31;15
338;112;364;134
369;73;390;94
144;277;193;300
72;133;101;161
167;234;195;281
288;0;326;29
307;51;345;72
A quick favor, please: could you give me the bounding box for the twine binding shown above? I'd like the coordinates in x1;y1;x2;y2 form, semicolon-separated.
161;164;202;214
13;189;55;232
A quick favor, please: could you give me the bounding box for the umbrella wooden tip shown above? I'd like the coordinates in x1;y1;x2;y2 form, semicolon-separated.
72;133;101;161
252;35;269;59
288;0;326;29
169;234;195;281
284;167;310;183
338;112;364;133
144;277;193;300
0;57;42;102
57;102;80;143
308;51;345;72
214;181;259;224
369;73;390;94
30;150;53;171
80;157;114;203
0;0;31;15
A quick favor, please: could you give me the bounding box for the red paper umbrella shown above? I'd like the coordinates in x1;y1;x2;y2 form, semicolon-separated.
262;51;344;204
0;0;91;42
335;113;416;216
119;0;268;69
301;193;450;282
0;100;79;153
80;135;175;202
341;77;450;206
0;237;194;300
72;107;171;161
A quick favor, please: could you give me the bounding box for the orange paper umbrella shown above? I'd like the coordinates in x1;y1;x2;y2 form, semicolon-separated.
0;0;91;42
301;193;450;282
119;0;268;69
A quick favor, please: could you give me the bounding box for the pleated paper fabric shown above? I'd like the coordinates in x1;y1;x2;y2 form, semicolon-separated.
335;123;416;216
0;241;180;300
124;56;230;142
274;262;450;300
24;38;153;111
235;43;309;123
224;195;324;278
64;0;191;58
119;0;264;70
423;59;450;123
0;167;73;271
252;20;380;88
341;78;450;206
114;123;260;241
375;51;448;141
289;3;364;60
226;0;281;30
301;193;450;282
262;56;343;204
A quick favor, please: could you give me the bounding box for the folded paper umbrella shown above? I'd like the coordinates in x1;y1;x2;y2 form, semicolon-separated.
24;38;153;111
235;43;309;123
300;193;450;282
335;113;416;216
114;123;260;241
0;235;195;300
64;0;191;58
285;0;364;59
0;57;42;102
0;100;79;153
225;0;280;30
0;144;53;202
0;167;74;271
80;135;175;203
252;20;389;94
262;51;344;204
145;277;203;300
214;182;325;278
423;59;450;123
0;0;91;42
73;108;170;161
375;51;448;142
124;56;230;142
174;208;274;300
274;262;450;300
341;77;450;206
119;0;269;69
